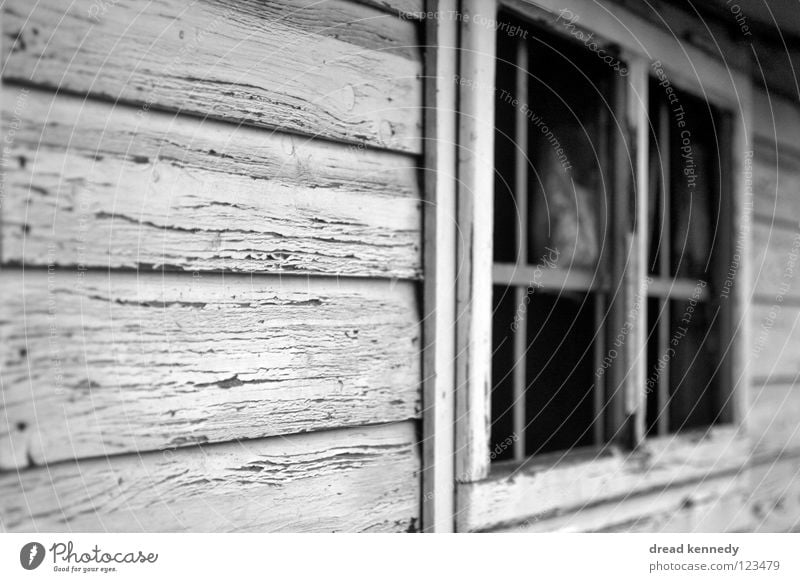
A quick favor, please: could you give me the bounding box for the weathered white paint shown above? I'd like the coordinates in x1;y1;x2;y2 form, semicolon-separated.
749;383;800;458
750;304;800;382
752;150;800;225
1;88;422;277
420;0;458;533
752;220;800;303
496;473;752;532
747;453;800;532
457;428;747;531
626;57;649;441
601;476;753;533
728;77;754;428
0;270;421;468
753;89;800;153
2;0;422;152
0;421;421;532
455;0;496;484
356;0;424;17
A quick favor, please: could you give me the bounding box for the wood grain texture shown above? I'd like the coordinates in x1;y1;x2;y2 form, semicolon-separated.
0;270;421;469
753;89;800;153
0;421;421;532
2;0;422;152
627;59;649;441
604;454;800;532
747;453;800;532
497;474;752;532
455;0;495;484
748;384;800;458
751;220;800;302
457;428;747;532
750;304;800;382
729;81;754;428
420;0;458;533
753;149;800;225
598;476;753;532
354;0;423;18
1;88;422;277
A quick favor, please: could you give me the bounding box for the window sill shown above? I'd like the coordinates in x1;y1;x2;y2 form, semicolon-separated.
456;425;748;532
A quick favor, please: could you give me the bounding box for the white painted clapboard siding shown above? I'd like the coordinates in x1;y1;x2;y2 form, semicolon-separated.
753;150;800;225
752;220;800;303
355;0;424;18
749;144;800;383
750;304;800;382
747;454;800;532
2;0;422;152
1;88;422;277
751;148;800;303
748;383;800;459
0;422;420;532
0;270;421;469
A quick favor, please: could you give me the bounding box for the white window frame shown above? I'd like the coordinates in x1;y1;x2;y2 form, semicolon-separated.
421;0;754;532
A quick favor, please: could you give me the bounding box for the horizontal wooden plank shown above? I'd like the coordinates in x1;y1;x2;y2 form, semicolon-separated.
753;89;800;153
0;270;421;469
751;304;800;382
497;473;752;532
225;0;423;60
518;453;800;532
611;0;750;71
600;476;753;532
748;384;800;458
1;87;422;277
457;427;747;532
752;148;800;224
751;220;800;302
0;421;421;532
354;0;423;18
747;453;800;532
2;0;422;152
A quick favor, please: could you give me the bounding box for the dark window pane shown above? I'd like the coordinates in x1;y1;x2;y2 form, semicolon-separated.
668;296;721;432
494;28;519;264
526;31;612;270
491;285;518;462
666;90;719;280
525;292;597;455
645;297;663;436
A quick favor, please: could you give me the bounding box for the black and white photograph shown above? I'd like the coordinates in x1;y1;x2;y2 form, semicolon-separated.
0;0;799;578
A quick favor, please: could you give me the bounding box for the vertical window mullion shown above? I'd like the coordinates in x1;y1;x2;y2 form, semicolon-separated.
606;70;631;446
594;76;610;447
716;113;735;424
512;37;529;461
657;99;671;436
593;295;606;445
628;57;650;445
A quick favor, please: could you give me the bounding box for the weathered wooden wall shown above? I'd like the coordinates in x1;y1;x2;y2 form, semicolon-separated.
0;0;424;532
3;0;798;535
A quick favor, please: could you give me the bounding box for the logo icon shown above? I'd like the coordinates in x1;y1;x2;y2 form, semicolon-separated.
20;542;45;570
